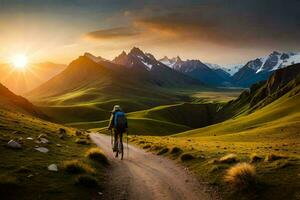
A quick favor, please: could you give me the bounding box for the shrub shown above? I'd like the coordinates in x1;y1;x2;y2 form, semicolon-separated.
265;153;286;162
75;175;98;188
171;147;183;154
157;147;169;155
224;163;256;189
250;154;263;163
180;153;195;161
62;160;95;174
0;175;18;187
219;154;239;164
86;148;108;164
151;146;163;151
75;138;90;145
143;144;151;149
0;175;19;192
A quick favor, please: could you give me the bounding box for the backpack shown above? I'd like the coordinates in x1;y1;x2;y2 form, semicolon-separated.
114;111;127;130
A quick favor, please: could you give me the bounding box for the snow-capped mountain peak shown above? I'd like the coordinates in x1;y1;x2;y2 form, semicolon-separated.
255;51;300;73
159;56;183;70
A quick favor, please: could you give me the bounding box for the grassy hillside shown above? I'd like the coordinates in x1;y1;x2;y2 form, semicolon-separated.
131;89;300;199
26;55;205;123
0;109;107;200
0;83;47;119
129;65;300;199
128;103;220;128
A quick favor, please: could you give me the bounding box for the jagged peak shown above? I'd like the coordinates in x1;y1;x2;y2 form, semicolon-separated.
174;56;182;62
270;51;281;56
129;47;144;56
145;53;156;60
83;52;107;63
161;56;169;60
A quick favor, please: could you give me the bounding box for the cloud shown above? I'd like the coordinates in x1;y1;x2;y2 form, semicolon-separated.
84;27;140;40
133;1;300;49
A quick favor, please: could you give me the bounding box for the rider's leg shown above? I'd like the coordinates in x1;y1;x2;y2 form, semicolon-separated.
113;129;118;151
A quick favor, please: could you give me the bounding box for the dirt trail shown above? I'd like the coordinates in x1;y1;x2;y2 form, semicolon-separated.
90;133;219;200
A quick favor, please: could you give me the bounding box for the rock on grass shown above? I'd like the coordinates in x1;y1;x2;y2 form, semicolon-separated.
7;140;22;149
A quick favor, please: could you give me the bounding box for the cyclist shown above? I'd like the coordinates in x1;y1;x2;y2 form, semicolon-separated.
108;105;128;152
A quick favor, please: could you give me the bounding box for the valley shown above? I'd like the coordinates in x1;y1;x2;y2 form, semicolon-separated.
0;48;299;200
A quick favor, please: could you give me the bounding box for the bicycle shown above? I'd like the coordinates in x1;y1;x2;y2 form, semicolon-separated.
111;129;128;160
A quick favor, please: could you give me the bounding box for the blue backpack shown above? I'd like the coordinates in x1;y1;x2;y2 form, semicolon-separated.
114;111;127;130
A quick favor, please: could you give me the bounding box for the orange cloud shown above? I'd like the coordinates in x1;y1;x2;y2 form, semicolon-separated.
84;27;140;40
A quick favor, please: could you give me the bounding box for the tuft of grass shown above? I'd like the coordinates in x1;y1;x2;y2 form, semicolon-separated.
75;138;90;145
157;147;169;155
265;153;287;162
250;154;263;163
62;160;95;174
170;147;183;154
85;148;108;164
219;154;239;164
143;144;151;149
180;153;195;161
75;175;98;188
224;163;257;189
0;175;18;189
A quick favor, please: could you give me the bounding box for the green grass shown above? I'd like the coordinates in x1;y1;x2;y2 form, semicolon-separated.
129;88;300;200
86;117;191;136
0;109;106;200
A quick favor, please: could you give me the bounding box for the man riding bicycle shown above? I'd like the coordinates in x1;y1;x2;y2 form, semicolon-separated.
108;105;128;152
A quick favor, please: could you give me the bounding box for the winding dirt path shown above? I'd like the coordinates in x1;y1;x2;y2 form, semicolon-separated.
90;133;219;200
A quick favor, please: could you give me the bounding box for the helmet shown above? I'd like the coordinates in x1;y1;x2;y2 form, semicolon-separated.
112;105;122;112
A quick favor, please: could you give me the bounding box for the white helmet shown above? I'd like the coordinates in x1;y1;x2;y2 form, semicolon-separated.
112;105;122;112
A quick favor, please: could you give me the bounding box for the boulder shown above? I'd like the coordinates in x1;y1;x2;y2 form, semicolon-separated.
35;147;49;153
7;140;22;149
38;134;47;139
26;137;33;140
40;138;49;144
48;164;58;172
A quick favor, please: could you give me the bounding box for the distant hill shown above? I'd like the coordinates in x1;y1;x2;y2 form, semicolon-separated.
26;48;204;123
219;63;300;119
177;63;300;138
0;62;66;94
0;82;46;119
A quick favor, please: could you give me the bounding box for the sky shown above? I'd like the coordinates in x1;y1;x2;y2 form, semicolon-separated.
0;0;300;65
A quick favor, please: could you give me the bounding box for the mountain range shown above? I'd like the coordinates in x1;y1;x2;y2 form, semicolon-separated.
26;47;203;123
159;51;300;87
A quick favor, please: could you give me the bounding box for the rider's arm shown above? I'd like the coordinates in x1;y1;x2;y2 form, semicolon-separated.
108;114;114;130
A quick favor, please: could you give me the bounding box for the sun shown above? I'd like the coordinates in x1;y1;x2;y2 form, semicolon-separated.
12;54;28;69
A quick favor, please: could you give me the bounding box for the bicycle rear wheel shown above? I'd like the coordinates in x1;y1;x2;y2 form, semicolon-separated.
119;140;124;160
